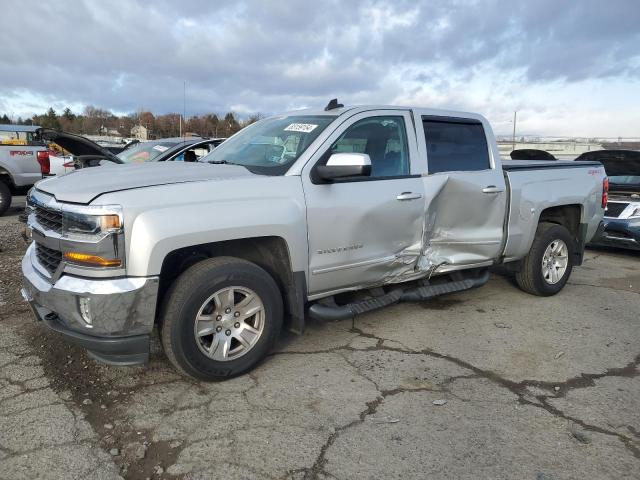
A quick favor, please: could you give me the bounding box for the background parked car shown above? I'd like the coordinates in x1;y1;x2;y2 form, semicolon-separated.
37;128;225;168
117;137;224;165
579;149;640;250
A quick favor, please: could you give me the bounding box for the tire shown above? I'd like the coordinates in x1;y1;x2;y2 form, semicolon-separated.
160;256;283;380
515;222;575;296
0;180;11;217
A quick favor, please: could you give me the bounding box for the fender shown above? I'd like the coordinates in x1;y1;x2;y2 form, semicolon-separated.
97;175;310;279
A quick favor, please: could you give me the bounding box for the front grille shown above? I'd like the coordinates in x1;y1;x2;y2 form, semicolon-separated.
33;204;63;234
605;202;629;218
35;243;62;275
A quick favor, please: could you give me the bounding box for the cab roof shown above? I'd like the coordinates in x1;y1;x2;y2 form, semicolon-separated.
280;104;484;121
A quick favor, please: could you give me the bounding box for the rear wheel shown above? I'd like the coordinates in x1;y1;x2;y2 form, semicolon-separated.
0;180;11;216
515;222;575;296
160;256;283;380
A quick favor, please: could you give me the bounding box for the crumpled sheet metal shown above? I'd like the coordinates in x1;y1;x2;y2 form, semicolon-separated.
380;175;451;285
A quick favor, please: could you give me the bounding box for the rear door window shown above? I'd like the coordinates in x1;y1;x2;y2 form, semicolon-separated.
0;130;38;146
422;118;491;173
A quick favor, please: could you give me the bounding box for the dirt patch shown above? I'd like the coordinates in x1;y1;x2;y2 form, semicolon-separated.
33;324;183;479
0;217;181;479
0;218;30;317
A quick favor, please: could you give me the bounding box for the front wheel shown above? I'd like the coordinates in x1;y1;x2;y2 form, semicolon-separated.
0;180;11;216
515;222;575;296
160;257;283;380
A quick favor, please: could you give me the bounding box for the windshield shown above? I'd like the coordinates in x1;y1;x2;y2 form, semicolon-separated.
199;115;336;175
117;141;180;163
609;175;640;186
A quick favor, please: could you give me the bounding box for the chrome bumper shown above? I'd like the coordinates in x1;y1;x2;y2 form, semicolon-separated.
21;243;159;364
588;218;640;251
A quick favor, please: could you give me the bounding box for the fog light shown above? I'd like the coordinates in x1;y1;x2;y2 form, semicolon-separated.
79;297;93;327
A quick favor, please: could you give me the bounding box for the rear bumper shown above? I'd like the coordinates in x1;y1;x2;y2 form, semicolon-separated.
21;246;159;365
588;218;640;251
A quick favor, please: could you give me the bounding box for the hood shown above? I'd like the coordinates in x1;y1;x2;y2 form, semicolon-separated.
36;162;255;204
510;149;556;160
37;128;121;162
575;150;640;176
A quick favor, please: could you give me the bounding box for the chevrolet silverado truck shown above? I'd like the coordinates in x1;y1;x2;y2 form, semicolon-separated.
21;103;607;380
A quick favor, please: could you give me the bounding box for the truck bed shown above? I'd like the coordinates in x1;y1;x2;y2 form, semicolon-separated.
501;159;605;262
502;160;601;171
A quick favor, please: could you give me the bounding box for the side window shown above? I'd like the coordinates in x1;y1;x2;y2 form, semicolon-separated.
175;145;211;162
327;116;410;178
422;119;490;173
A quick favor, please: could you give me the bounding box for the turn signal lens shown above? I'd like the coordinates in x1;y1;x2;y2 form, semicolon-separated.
63;252;122;267
602;177;609;208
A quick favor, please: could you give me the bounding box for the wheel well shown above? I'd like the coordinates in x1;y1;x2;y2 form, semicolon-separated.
538;204;581;239
538;204;585;264
158;236;306;333
0;168;14;189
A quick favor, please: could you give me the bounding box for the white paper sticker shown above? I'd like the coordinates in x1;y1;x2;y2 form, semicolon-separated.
284;123;318;133
153;145;169;152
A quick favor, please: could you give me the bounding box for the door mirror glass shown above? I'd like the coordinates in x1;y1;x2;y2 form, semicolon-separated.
316;153;372;181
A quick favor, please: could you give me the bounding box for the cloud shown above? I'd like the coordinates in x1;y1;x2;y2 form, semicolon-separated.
0;0;639;135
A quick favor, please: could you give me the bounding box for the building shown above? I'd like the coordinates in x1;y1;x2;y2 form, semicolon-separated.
98;125;122;137
131;124;148;141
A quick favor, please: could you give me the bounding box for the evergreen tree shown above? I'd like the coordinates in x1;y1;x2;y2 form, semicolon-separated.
41;107;60;129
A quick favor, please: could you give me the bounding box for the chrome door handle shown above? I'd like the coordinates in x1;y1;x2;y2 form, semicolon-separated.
396;192;423;201
482;185;504;194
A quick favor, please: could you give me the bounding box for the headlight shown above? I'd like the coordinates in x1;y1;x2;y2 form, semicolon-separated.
62;205;123;240
629;207;640;218
61;205;124;268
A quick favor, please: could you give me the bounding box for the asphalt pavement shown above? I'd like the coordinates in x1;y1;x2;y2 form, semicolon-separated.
0;209;638;479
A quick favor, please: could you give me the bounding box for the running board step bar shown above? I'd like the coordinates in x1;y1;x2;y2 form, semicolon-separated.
308;270;490;321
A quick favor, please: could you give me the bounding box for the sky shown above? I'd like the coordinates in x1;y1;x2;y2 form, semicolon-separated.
1;0;639;137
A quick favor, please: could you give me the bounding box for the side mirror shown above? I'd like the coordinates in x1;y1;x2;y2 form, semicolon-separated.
316;153;372;181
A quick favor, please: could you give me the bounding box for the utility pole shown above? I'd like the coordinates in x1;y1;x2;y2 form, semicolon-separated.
512;111;517;151
183;80;186;139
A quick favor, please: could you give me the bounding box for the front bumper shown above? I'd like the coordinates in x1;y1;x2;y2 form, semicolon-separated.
588;217;640;251
21;244;159;365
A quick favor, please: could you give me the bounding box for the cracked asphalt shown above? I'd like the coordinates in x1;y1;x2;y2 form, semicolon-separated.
1;198;639;479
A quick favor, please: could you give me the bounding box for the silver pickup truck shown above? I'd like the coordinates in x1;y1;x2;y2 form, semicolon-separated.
0;125;49;215
21;103;607;380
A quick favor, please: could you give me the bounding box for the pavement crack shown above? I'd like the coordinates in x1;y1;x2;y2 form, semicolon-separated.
344;324;640;461
514;353;640;399
419;348;640;460
303;395;384;480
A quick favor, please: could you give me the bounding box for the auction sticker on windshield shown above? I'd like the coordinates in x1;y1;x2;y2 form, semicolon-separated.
153;145;169;152
284;123;318;133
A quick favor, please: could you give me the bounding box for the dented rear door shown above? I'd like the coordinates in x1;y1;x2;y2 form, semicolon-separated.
415;114;507;270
